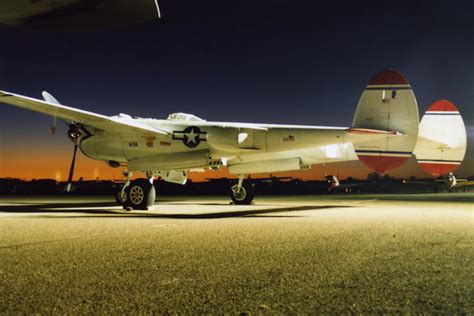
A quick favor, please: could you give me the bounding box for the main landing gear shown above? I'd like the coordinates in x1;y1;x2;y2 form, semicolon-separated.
230;175;255;205
115;172;254;208
116;171;156;211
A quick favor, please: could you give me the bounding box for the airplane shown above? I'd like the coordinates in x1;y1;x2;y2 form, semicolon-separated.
328;97;469;193
401;173;474;193
0;69;467;210
0;0;161;31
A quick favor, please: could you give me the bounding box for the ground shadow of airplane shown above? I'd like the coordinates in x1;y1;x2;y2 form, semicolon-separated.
0;201;352;219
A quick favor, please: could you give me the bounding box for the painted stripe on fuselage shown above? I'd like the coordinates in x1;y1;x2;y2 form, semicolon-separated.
418;159;462;164
355;149;412;156
424;112;460;116
364;86;412;91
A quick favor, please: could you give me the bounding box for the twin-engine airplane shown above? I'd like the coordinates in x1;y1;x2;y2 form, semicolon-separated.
0;69;467;209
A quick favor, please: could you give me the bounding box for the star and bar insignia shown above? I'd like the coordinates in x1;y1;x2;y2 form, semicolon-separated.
172;126;207;148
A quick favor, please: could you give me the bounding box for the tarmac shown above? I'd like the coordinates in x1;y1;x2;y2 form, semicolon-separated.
0;194;473;314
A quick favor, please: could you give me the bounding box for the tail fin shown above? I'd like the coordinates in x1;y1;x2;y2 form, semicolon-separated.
413;100;467;176
352;69;419;173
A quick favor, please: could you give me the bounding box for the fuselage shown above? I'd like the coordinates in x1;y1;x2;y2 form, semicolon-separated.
79;116;357;174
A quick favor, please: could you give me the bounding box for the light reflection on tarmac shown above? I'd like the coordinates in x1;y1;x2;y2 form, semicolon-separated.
0;194;473;314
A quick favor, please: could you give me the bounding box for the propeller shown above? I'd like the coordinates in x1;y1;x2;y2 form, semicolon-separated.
41;91;81;192
66;125;81;192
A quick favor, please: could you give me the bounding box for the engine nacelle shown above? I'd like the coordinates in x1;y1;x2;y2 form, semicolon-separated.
80;135;126;162
207;128;239;152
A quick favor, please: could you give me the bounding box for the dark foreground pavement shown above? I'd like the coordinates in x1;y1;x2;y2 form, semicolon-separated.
0;194;473;314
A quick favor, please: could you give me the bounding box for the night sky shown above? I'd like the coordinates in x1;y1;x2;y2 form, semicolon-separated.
0;0;473;180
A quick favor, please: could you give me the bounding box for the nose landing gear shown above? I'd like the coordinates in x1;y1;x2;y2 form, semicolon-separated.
230;175;255;205
115;170;132;206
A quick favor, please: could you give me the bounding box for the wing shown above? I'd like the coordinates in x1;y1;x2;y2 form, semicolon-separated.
0;90;168;137
199;121;403;150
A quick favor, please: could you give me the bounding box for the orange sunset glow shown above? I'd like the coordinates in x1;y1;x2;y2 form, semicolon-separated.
1;128;472;181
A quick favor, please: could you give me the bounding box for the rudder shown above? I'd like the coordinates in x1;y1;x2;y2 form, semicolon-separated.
414;100;467;176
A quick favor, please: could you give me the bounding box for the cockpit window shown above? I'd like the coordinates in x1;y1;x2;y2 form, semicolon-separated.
167;113;205;121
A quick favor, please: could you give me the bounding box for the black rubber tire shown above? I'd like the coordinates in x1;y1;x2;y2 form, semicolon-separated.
230;181;255;205
127;178;155;210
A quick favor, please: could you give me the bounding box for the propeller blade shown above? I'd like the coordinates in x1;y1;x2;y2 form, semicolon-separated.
154;0;162;18
66;143;79;193
65;124;81;193
51;116;57;135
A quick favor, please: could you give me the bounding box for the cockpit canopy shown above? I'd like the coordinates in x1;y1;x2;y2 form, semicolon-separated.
166;112;205;122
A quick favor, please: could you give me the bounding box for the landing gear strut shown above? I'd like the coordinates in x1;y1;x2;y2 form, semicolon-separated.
445;172;457;193
116;171;156;211
231;175;255;205
115;170;132;206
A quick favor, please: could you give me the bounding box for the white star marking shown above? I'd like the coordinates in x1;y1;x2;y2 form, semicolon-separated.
185;128;198;144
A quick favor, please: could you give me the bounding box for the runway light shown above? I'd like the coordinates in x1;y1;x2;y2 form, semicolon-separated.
93;167;100;180
55;171;62;182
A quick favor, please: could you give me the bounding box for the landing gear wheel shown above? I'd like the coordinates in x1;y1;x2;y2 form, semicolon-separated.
127;178;156;210
115;188;128;206
231;181;255;205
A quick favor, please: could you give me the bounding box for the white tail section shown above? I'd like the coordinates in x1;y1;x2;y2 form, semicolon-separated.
414;100;467;176
352;69;419;173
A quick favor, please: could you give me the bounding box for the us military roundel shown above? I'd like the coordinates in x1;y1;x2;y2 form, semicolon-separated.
172;126;207;148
